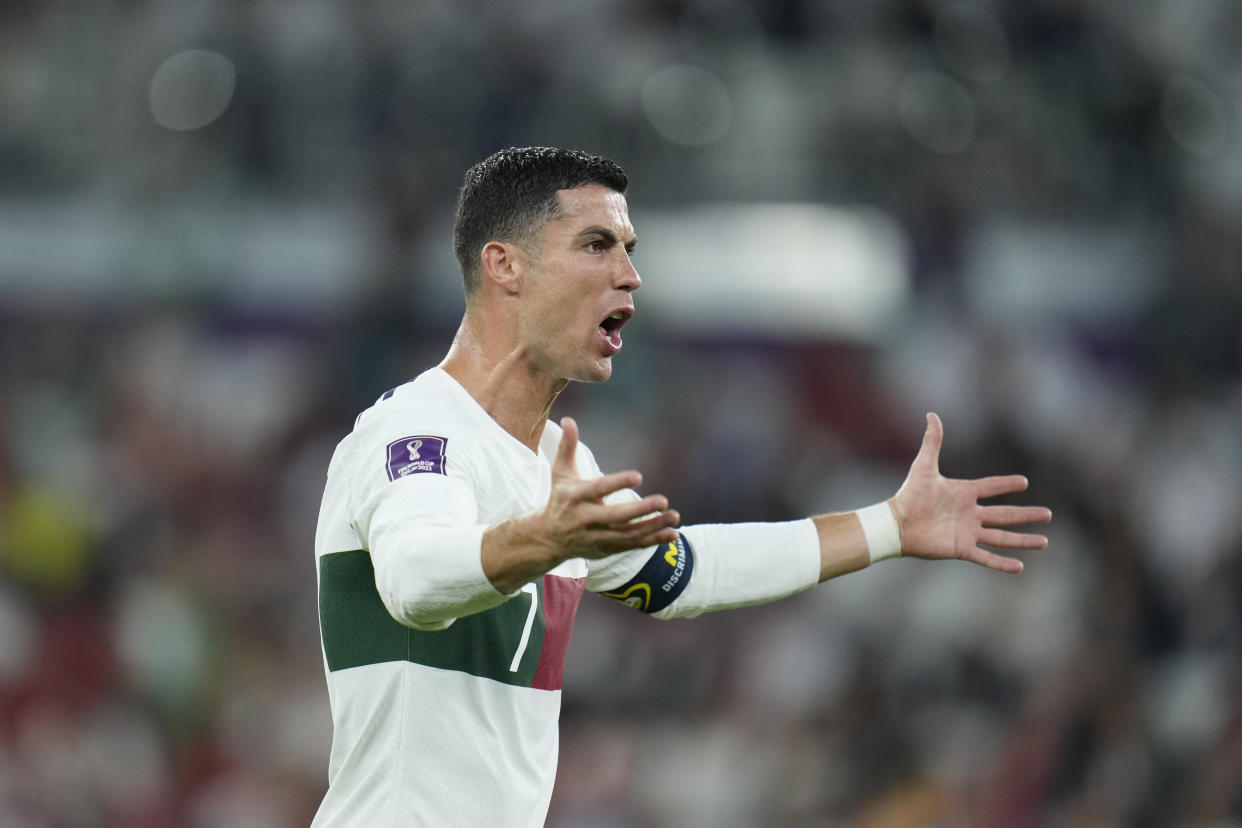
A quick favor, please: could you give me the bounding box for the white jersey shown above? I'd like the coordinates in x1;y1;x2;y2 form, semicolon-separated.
313;368;655;826
312;367;822;826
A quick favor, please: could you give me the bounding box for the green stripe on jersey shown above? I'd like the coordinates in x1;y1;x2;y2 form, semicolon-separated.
318;549;545;687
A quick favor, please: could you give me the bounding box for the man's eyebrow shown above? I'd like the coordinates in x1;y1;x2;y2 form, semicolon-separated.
577;226;638;251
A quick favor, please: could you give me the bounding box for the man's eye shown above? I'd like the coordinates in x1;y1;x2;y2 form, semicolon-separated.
587;240;605;252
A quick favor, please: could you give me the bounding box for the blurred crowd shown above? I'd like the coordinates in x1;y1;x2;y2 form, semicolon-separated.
1;0;1240;825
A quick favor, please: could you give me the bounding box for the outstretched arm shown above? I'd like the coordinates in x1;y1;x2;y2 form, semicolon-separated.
815;412;1052;582
481;412;1049;623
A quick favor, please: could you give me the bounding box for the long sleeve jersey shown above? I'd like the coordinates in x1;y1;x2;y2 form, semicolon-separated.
311;367;820;826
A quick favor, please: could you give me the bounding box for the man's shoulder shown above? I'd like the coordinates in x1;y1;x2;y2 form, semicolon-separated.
356;366;445;416
341;369;481;464
352;368;475;433
328;369;491;494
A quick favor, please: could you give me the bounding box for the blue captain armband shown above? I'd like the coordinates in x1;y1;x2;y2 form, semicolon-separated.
602;533;694;614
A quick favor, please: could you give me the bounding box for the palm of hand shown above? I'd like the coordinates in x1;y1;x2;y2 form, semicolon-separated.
890;414;1051;574
539;417;680;561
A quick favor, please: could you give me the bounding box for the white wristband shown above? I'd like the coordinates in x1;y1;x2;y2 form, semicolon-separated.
857;502;902;564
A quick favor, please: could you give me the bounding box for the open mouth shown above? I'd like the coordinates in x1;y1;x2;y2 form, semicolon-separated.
598;309;632;352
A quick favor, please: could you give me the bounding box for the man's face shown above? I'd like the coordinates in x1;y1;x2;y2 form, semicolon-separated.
518;184;640;383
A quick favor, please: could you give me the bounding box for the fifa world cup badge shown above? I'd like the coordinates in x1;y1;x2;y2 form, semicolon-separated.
385;435;448;480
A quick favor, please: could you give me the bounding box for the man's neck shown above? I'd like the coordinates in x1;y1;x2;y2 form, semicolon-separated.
440;318;566;453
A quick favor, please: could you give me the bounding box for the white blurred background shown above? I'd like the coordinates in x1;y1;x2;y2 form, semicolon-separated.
1;1;1240;825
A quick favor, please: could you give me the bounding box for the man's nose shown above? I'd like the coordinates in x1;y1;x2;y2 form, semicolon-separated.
616;255;642;292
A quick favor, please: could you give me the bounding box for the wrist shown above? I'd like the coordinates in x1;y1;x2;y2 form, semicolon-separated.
856;501;902;564
482;514;562;594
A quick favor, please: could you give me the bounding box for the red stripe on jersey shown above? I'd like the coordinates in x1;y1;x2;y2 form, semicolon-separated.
531;574;585;691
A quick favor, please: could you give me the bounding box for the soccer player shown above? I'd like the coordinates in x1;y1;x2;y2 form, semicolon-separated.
312;147;1051;826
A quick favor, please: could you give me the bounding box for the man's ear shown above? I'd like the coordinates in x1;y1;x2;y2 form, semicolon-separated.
479;241;525;295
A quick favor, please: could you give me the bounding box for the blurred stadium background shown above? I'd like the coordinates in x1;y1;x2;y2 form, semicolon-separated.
2;1;1240;825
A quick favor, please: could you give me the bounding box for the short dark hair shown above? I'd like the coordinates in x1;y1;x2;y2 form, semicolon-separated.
453;147;628;295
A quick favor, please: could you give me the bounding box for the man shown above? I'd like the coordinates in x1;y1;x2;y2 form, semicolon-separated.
312;147;1051;826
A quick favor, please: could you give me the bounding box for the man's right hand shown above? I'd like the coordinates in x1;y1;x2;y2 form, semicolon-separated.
482;417;680;594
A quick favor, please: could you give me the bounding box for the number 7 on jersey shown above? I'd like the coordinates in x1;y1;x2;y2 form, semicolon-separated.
509;582;538;672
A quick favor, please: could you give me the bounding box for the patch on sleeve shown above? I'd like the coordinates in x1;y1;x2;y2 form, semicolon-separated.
602;533;694;614
385;435;448;480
